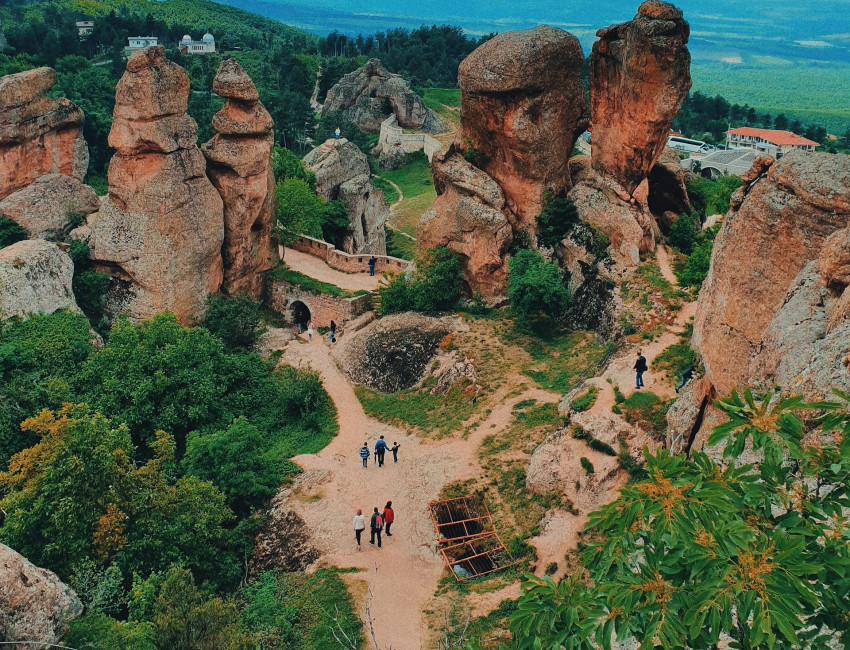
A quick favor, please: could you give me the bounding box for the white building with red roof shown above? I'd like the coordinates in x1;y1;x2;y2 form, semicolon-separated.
726;127;819;158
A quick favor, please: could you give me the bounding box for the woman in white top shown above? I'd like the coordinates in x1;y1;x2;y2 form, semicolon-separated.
307;321;313;341
353;508;366;550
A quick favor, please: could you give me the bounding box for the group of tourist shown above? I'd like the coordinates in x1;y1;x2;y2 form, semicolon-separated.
634;350;694;393
359;435;400;468
299;319;337;343
353;502;395;549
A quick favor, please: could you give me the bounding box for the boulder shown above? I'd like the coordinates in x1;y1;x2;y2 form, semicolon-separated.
0;67;88;200
0;173;99;240
0;239;81;320
418;148;513;298
87;47;224;324
647;147;692;225
590;1;691;195
330;312;457;392
0;544;83;647
302;139;388;255
692;151;850;397
322;59;442;133
457;25;588;231
202;59;277;298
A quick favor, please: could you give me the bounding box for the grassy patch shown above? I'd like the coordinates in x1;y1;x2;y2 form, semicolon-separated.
616;391;671;440
422;87;461;123
619;255;689;341
653;322;699;385
496;320;607;393
269;264;366;298
354;378;476;437
384;226;416;260
372;176;399;204
571;386;598;413
374;154;436;238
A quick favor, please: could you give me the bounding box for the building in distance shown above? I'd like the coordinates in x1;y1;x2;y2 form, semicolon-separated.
179;33;216;54
76;21;94;38
726;127;819;158
128;36;159;49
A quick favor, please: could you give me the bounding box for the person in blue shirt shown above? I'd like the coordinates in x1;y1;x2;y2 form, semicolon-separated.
359;442;370;468
374;436;389;467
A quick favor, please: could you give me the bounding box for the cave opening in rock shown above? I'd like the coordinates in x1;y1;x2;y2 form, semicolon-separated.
291;300;310;329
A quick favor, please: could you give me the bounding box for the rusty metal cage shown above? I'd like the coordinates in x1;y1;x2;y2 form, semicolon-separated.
439;531;517;581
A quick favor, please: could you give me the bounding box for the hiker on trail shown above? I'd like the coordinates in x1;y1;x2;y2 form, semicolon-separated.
353;508;366;549
334;126;340;140
307;320;313;342
676;366;695;393
390;441;400;463
383;501;395;537
329;320;337;344
374;435;389;467
634;351;648;390
359;442;370;468
368;256;377;276
369;507;383;548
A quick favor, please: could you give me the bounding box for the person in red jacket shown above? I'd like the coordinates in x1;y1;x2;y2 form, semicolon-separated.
383;501;394;537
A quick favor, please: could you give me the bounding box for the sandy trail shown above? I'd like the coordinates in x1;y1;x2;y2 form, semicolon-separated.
283;247;380;291
279;336;561;648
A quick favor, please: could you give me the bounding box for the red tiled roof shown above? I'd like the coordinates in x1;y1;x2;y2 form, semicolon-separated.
728;127;819;147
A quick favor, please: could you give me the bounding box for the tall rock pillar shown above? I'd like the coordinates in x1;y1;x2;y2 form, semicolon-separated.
88;47;224;324
202;59;278;298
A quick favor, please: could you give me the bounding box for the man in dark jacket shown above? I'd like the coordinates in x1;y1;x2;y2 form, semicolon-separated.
369;507;383;548
634;351;648;390
676;366;695;393
374;436;388;467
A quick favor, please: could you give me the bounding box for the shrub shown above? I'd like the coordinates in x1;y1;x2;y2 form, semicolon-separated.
587;438;616;456
320;200;350;249
378;272;413;315
507;249;570;319
272;145;316;190
200;294;265;351
580;457;594;474
274;178;324;244
536;191;579;248
613;385;626;404
571;426;590;440
571;386;598;413
0;214;27;249
617;391;670;440
379;246;462;315
676;225;720;289
668;214;699;254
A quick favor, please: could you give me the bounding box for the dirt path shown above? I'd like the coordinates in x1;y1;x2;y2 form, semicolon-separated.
283;247;380;291
383;178;404;208
278;335;561;648
656;244;677;285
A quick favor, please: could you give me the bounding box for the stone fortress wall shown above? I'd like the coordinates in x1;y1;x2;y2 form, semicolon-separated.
377;115;443;162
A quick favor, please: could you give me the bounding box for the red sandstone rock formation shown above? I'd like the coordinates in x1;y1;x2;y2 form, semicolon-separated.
0;543;83;647
418;148;513;299
322;59;442;133
88;47;223;323
457;25;587;232
590;1;691;195
302;139;388;255
0;67;88;200
202;59;277;298
0;173;99;240
692;151;850;398
648;147;692;230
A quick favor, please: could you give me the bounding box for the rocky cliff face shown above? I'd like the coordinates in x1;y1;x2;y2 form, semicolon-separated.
87;47;224;323
0;173;99;241
322;59;442;133
418;148;513;298
0;239;81;320
302;139;388;255
0;543;83;646
202;59;277;298
590;0;691;195
457;25;588;231
692;151;850;399
0;67;88;200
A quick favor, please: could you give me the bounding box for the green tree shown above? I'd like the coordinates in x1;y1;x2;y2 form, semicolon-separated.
668;214;699;254
275;177;325;244
184;417;290;516
507;250;570;319
377;272;413;315
321;199;351;249
271;145;316;189
511;388;850;649
537;192;579;248
200;293;265;351
64;611;155;650
409;246;462;312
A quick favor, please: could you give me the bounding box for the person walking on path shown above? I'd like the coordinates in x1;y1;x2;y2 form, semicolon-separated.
329;320;337;343
353;508;366;549
390;442;400;463
374;435;388;467
634;351;648;390
368;256;377;276
383;501;395;537
307;321;313;342
369;507;383;548
676;366;695;393
359;442;370;468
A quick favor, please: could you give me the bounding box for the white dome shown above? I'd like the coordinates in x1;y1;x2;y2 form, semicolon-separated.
202;33;214;43
181;34;191;43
